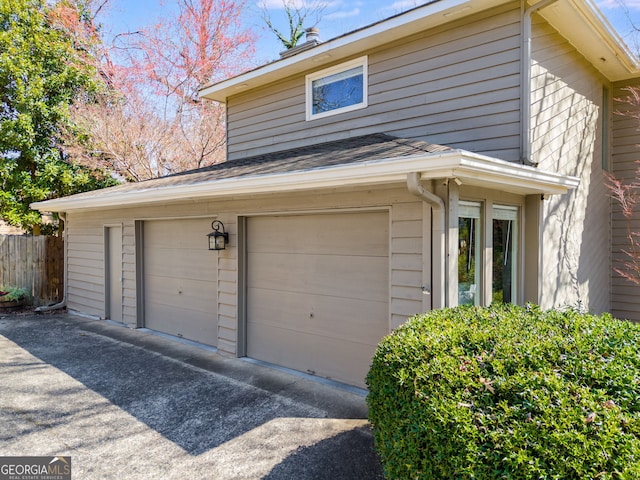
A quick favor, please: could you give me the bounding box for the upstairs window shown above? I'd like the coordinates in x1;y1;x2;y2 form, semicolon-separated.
306;57;367;121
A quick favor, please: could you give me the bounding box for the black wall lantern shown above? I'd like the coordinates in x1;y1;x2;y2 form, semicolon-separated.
207;220;229;250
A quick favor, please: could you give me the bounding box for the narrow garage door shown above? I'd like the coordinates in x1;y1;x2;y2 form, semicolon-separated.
246;211;389;388
144;218;218;346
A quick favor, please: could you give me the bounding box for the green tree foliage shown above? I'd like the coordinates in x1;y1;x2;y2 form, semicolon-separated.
260;0;323;50
0;0;116;233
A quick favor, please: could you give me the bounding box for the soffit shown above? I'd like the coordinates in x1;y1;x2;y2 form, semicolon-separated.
538;0;639;81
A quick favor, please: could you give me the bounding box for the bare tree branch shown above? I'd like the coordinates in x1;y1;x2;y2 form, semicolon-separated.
260;0;324;49
62;0;255;180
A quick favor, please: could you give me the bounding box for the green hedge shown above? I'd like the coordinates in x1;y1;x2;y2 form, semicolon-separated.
366;304;640;479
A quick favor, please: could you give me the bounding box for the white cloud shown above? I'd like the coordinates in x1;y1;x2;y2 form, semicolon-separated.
375;1;429;17
388;0;422;9
326;8;360;19
597;0;640;9
257;0;342;9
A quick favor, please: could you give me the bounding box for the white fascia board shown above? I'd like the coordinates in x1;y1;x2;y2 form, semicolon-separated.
199;0;506;102
31;152;578;213
421;152;580;193
539;0;639;81
200;0;639;101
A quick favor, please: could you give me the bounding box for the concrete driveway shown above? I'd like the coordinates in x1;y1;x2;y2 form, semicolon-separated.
0;311;384;479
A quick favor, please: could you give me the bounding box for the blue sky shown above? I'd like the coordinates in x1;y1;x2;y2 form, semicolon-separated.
101;0;640;64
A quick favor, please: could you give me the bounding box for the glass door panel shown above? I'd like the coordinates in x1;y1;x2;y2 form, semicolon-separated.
492;206;518;304
458;202;481;305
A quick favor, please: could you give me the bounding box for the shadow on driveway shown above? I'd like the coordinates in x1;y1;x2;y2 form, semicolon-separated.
0;312;384;479
263;425;379;479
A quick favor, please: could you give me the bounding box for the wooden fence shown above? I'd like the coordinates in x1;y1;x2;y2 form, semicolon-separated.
0;235;64;306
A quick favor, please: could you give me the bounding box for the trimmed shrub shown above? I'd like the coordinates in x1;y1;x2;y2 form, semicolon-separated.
366;304;640;479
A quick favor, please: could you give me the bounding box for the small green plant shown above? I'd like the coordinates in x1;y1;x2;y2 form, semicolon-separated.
366;304;640;480
0;286;29;302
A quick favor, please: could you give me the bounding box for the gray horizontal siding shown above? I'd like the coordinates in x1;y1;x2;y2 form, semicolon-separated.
64;186;428;355
390;200;424;329
611;78;640;321
226;2;522;162
66;218;104;317
122;223;137;322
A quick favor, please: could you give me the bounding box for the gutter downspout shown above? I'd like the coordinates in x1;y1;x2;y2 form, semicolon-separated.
35;212;67;313
521;0;560;165
407;172;446;309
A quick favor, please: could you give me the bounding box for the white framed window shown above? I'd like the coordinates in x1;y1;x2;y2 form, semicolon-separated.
492;205;518;305
456;202;520;306
458;201;482;306
305;56;368;121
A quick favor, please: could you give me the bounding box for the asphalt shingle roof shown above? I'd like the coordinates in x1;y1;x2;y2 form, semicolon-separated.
63;134;452;200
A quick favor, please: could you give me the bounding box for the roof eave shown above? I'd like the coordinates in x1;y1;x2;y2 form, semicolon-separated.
200;0;639;103
538;0;639;81
198;0;507;103
31;152;579;213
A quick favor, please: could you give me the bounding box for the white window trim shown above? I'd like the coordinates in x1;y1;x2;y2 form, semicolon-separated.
455;199;522;307
458;201;483;307
305;56;368;121
492;204;519;306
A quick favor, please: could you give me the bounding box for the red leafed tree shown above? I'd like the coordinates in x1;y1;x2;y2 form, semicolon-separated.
137;0;254;99
609;86;640;286
64;0;255;181
131;0;255;175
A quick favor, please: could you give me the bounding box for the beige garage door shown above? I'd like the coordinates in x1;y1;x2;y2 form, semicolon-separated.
144;218;218;346
246;211;389;388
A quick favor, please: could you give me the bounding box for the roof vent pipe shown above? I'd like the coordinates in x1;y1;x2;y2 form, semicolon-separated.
279;27;322;59
305;27;320;43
